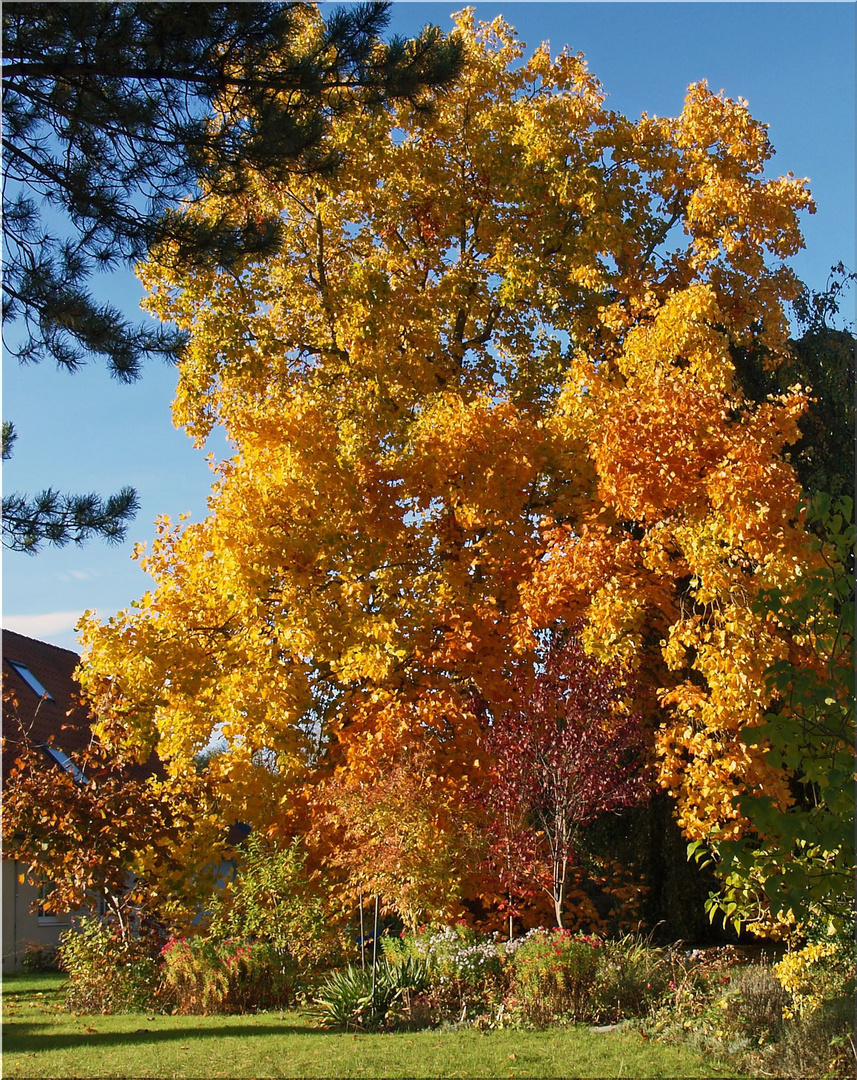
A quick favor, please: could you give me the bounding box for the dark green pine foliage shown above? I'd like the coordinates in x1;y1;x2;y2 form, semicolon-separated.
2;2;462;552
2;486;141;554
2;421;140;553
2;1;463;378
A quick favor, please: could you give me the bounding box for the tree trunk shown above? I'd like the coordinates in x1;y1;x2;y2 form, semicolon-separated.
553;849;568;928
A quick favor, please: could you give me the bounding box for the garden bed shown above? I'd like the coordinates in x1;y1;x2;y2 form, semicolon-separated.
4;921;855;1080
2;972;741;1079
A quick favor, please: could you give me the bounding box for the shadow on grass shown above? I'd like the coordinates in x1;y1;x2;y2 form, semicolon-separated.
4;1021;334;1054
2;985;66;1003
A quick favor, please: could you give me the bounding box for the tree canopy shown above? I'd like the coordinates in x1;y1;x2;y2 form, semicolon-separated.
2;690;224;934
74;13;844;932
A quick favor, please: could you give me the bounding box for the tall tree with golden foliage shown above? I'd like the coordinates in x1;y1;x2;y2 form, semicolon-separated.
78;13;824;928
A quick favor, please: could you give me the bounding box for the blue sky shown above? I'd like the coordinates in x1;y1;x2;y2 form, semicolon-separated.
3;1;855;652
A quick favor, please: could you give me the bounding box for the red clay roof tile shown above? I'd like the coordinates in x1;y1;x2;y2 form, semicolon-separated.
2;630;92;778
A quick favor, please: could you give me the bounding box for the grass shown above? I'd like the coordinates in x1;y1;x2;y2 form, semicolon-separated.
2;972;745;1079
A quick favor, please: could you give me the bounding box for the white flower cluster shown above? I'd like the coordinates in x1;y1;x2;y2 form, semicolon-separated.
500;927;550;956
408;926;503;985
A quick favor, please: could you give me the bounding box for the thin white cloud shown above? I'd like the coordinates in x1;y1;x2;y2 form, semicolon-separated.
54;569;94;583
3;610;87;641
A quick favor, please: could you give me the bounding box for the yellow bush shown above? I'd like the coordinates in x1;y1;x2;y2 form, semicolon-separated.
775;939;856;1019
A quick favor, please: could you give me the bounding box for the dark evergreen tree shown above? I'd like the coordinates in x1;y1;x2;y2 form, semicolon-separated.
2;1;462;377
785;266;856;500
2;2;462;550
732;264;855;499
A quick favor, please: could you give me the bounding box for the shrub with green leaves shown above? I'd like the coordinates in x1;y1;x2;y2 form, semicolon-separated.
21;942;60;971
207;835;332;973
159;935;291;1014
703;493;855;940
59;918;159;1013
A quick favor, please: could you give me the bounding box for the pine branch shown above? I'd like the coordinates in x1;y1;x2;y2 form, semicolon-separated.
2;487;140;553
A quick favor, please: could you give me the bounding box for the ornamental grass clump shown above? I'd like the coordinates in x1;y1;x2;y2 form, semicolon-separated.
159;936;291;1014
589;933;673;1023
723;963;789;1043
510;929;601;1026
766;995;857;1080
312;964;382;1030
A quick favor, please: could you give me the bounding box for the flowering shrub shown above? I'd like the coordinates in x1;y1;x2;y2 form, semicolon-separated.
160;935;291;1014
510;928;602;1025
59;918;159;1013
386;924;503;985
382;924;507;1021
378;925;679;1028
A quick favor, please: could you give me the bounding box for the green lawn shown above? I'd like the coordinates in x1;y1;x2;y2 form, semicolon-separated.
3;972;742;1078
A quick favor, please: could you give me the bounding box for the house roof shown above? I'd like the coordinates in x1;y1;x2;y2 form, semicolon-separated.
2;629;162;784
2;629;93;778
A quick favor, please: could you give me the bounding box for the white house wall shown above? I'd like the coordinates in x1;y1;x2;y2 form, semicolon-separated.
2;860;72;970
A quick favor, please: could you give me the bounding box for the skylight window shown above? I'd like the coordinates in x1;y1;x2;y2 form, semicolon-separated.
7;660;54;700
44;745;86;784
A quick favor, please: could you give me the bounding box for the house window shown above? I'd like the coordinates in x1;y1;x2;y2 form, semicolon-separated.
37;882;70;925
44;745;86;784
7;660;54;700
